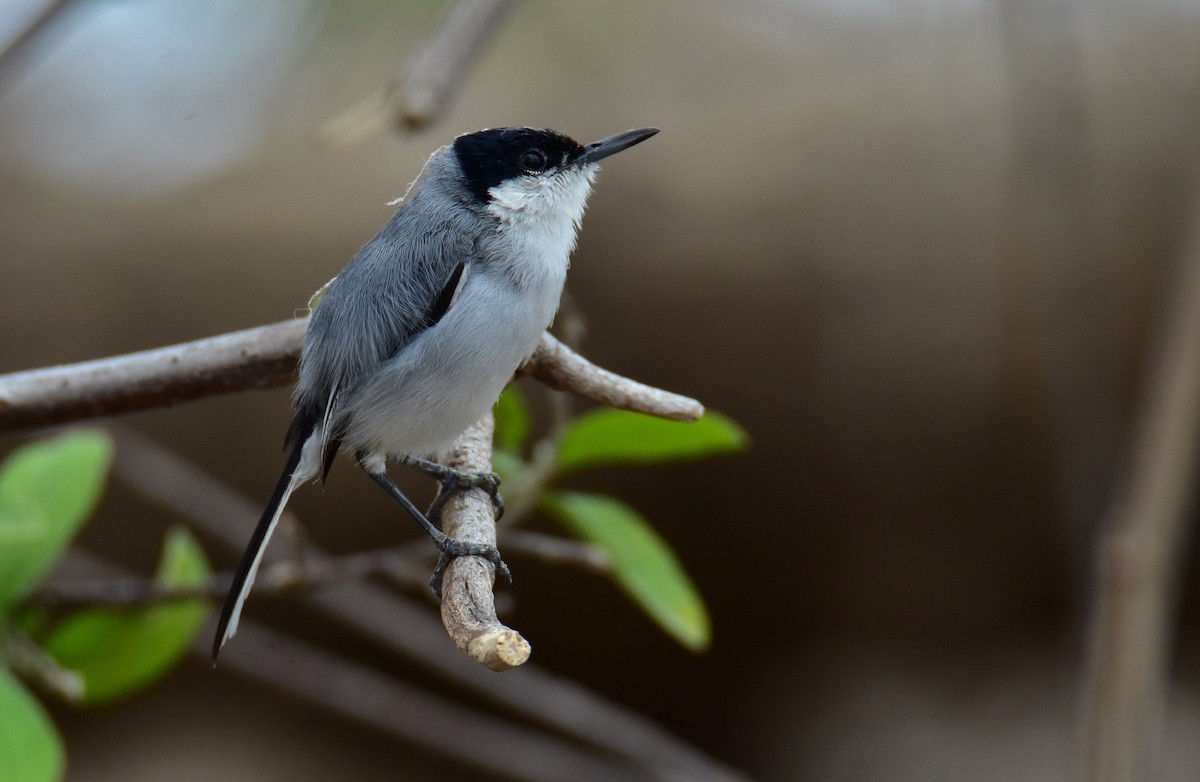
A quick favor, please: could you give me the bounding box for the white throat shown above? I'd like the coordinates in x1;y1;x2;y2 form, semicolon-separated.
485;165;598;291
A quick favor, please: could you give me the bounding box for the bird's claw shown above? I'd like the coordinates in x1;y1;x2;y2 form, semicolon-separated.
429;539;513;597
426;469;505;524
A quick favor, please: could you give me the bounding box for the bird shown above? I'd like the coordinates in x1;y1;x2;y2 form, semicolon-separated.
212;125;659;660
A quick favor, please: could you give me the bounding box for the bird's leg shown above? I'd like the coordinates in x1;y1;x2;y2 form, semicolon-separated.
398;454;504;523
359;456;511;596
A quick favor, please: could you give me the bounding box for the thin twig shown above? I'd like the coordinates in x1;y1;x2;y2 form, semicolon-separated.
30;540;435;610
0;627;83;702
33;533;599;610
320;0;521;147
31;577;225;610
1076;215;1200;781
437;413;531;671
501;531;608;571
0;319;701;430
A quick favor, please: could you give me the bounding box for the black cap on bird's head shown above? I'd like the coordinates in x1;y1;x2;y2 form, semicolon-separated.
453;126;659;203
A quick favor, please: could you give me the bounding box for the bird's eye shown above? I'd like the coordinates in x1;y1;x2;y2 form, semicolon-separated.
519;149;548;173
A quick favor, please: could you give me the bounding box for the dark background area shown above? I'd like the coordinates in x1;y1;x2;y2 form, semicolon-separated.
4;1;1200;779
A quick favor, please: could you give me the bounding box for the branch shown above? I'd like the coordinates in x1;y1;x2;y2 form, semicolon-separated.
33;533;598;610
30;540;435;610
0;318;702;431
320;0;521;147
0;0;78;89
1;627;84;702
525;332;704;421
437;413;531;671
0;319;307;430
1076;215;1200;781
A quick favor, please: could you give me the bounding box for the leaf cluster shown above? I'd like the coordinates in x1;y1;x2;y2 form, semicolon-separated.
0;432;210;781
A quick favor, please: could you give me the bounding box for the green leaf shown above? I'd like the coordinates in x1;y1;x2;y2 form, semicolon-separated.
0;668;65;782
493;385;531;453
541;491;710;651
43;527;211;705
556;410;747;474
0;431;113;609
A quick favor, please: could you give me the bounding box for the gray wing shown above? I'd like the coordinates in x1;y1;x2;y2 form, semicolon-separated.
289;195;478;478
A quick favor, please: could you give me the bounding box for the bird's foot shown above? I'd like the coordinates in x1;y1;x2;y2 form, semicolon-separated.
403;456;504;523
429;537;513;597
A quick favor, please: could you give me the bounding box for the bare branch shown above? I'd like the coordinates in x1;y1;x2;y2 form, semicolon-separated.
524;332;704;421
0;319;306;430
320;0;520;147
436;413;531;671
0;319;702;430
1076;215;1200;781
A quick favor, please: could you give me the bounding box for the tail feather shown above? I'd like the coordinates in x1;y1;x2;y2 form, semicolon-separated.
212;438;308;662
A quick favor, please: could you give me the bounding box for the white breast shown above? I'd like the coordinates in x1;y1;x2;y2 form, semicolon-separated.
344;166;599;459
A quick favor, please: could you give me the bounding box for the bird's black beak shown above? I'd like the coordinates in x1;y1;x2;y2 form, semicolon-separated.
573;127;659;166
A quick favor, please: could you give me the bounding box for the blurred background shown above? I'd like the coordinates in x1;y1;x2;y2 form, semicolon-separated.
3;0;1200;779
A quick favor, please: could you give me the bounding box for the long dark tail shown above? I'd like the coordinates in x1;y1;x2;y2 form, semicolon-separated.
212;438;306;662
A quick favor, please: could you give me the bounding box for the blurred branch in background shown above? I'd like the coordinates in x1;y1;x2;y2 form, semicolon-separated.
215;621;646;782
55;550;664;782
0;0;78;92
1077;209;1200;781
320;0;521;148
31;532;598;611
0;320;702;431
31;540;430;610
105;429;749;782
